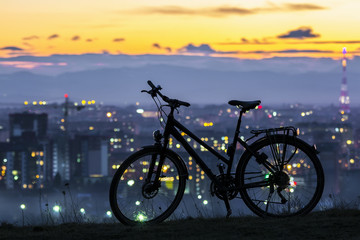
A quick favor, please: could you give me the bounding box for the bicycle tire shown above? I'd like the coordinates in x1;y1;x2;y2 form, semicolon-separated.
236;135;324;217
109;147;187;225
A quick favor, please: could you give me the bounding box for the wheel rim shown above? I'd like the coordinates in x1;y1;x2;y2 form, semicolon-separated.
113;151;183;223
240;138;323;217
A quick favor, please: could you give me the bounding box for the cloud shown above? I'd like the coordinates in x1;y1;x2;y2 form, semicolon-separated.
220;38;360;46
136;3;326;17
180;44;217;54
23;35;39;41
283;3;325;11
241;38;249;43
48;34;60;40
179;43;237;55
278;49;332;53
23;42;33;48
72;35;80;41
290;40;360;44
0;46;24;51
138;6;253;17
113;38;125;42
278;27;320;39
86;39;93;42
152;43;172;52
153;43;161;49
218;37;276;45
238;49;333;54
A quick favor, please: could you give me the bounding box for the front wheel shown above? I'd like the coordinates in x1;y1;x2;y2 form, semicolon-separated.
237;135;324;217
109;147;187;225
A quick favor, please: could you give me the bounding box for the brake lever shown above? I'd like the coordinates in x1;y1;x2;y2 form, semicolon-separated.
141;89;157;97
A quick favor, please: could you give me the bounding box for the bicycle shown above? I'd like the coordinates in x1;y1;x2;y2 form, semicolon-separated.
109;81;324;225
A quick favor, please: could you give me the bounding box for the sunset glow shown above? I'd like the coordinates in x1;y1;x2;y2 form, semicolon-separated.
2;0;360;59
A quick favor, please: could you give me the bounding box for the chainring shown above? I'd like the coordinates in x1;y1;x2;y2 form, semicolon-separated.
210;174;238;200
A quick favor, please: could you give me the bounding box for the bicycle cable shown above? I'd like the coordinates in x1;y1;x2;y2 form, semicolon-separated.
152;95;167;129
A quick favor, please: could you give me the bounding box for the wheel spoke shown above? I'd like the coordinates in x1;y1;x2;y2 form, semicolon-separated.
243;180;271;189
239;135;324;217
109;149;186;225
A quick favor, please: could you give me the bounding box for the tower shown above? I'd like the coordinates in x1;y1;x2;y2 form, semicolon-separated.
339;47;350;121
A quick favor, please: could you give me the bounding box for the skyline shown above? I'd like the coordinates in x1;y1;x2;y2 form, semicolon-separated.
1;1;359;106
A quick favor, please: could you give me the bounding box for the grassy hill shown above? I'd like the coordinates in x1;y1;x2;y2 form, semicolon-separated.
1;209;360;240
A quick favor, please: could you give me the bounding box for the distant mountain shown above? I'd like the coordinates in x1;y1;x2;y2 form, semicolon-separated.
0;64;355;106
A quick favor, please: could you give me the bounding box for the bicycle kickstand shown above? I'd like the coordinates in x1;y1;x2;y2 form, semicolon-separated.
224;197;232;218
218;163;232;218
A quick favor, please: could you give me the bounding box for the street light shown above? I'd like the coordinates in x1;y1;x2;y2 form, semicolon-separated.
53;205;61;212
106;211;112;217
20;204;26;226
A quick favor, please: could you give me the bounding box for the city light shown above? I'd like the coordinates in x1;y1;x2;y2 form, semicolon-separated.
127;179;135;186
106;211;112;217
135;213;147;222
1;88;360;223
203;122;213;127
53;205;61;212
20;204;26;210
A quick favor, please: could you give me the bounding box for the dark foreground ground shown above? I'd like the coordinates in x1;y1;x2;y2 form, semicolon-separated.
1;209;360;240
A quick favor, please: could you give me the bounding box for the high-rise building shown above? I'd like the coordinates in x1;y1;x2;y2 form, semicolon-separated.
72;135;108;178
3;112;48;189
339;47;350;121
9;112;47;142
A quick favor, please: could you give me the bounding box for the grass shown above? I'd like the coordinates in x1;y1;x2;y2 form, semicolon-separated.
1;209;360;240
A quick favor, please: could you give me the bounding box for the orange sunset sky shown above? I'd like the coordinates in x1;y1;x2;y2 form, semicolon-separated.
2;0;360;59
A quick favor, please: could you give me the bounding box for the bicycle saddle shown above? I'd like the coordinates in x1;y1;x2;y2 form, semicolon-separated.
228;100;261;110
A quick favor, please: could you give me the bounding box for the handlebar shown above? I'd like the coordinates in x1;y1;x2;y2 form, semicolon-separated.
147;80;156;89
143;80;191;108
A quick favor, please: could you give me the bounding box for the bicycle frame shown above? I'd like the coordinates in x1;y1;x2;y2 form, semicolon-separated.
151;107;278;186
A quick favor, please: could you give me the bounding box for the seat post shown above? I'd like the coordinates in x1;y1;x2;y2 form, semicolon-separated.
228;109;245;157
226;109;245;174
233;109;244;142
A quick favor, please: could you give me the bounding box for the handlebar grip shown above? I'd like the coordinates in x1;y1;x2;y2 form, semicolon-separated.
179;100;191;107
147;80;156;89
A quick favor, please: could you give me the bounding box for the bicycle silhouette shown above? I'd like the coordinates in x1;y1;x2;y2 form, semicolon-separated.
110;81;324;225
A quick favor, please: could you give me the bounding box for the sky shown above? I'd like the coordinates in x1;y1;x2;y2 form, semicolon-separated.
0;0;359;105
2;0;360;59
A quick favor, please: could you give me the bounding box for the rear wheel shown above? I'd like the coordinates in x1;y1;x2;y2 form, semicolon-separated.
109;148;187;225
237;135;324;217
